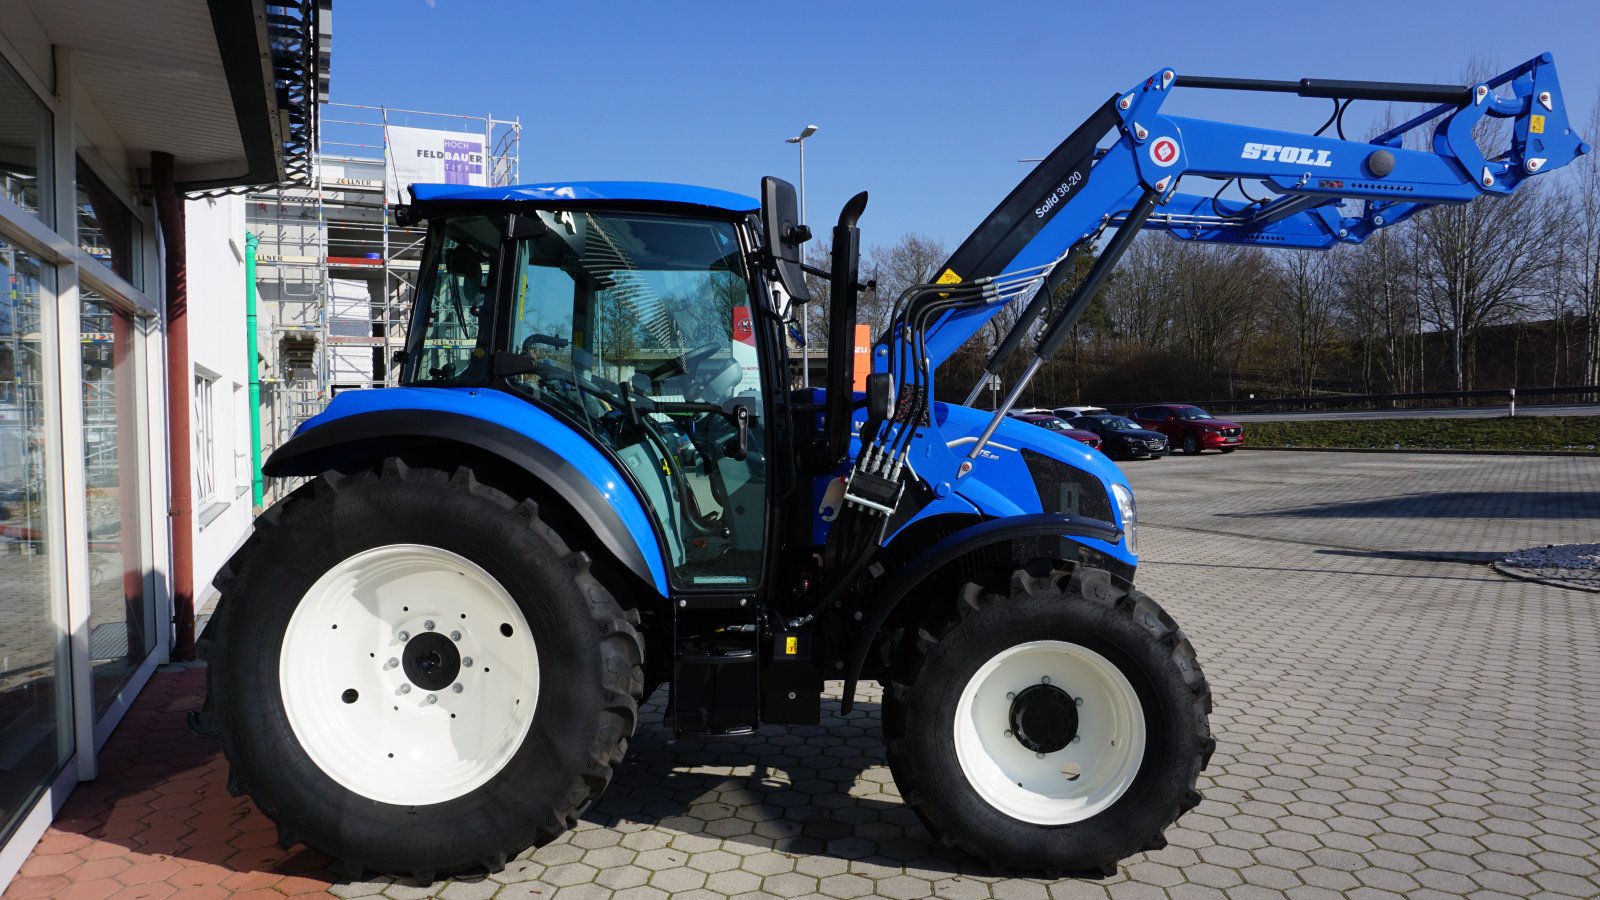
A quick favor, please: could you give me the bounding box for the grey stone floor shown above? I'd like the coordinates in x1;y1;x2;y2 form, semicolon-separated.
334;451;1600;899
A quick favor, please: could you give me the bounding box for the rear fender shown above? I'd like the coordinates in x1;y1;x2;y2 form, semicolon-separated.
840;512;1121;712
264;387;670;594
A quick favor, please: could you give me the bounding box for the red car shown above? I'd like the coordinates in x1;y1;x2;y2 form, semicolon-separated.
1130;404;1245;454
1016;412;1103;453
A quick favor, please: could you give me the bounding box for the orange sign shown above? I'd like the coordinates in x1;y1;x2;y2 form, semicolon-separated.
852;324;872;392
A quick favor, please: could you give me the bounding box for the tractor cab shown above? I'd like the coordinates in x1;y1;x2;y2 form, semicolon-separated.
397;182;792;592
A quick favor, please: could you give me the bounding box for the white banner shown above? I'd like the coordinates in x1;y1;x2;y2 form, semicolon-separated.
385;125;488;203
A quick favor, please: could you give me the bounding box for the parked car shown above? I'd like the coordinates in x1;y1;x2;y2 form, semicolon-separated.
1015;412;1103;451
1004;407;1055;418
1067;414;1169;460
1054;405;1108;418
1130;404;1245;454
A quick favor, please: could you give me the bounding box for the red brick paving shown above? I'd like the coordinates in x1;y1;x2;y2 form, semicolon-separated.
3;667;341;899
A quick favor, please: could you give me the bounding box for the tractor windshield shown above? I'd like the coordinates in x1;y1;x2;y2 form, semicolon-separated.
501;210;769;589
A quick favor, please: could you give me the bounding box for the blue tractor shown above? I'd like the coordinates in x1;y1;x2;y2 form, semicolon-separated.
197;56;1585;878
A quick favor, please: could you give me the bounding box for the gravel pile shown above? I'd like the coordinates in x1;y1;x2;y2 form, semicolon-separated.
1495;543;1600;592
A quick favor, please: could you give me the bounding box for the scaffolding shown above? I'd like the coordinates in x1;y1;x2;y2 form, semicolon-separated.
246;103;520;476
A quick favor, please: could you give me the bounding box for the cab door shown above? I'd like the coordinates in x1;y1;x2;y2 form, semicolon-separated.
496;208;773;591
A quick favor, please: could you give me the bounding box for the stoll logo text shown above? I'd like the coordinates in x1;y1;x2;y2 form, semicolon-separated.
1241;143;1333;167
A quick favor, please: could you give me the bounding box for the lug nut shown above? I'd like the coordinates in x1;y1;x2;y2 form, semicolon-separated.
1074;696;1084;707
397;684;411;695
1041;676;1051;685
385;657;398;669
452;684;464;694
397;630;410;642
426;694;437;705
462;657;474;668
1036;752;1045;759
1004;730;1013;738
1072;735;1081;744
1007;692;1016;700
424;620;435;631
450;631;462;641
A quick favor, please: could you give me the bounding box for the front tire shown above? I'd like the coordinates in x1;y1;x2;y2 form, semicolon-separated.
1181;433;1200;454
203;460;644;880
883;568;1212;874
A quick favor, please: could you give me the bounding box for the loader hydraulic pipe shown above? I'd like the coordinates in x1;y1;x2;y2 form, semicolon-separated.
961;246;1085;407
1174;74;1470;105
965;190;1159;460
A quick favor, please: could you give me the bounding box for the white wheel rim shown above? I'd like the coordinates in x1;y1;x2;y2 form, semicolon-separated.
954;639;1146;825
279;544;540;806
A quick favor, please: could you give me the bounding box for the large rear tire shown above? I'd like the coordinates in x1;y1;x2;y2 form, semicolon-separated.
883;567;1212;874
202;460;644;881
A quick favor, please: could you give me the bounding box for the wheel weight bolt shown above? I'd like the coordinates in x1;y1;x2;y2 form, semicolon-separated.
450;631;461;641
424;620;435;631
452;684;464;694
397;684;411;695
426;694;437;705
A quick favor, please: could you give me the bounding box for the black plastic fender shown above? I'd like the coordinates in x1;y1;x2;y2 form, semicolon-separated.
263;410;661;590
841;512;1122;713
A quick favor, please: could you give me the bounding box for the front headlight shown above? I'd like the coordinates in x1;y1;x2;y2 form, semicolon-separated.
1111;483;1137;556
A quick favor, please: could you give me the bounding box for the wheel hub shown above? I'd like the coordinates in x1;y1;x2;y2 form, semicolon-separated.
401;631;461;691
1008;683;1078;753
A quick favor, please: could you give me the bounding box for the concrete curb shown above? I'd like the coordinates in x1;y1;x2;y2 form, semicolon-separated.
1492;561;1600;593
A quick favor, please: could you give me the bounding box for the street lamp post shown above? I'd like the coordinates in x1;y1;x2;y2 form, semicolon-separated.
786;124;817;386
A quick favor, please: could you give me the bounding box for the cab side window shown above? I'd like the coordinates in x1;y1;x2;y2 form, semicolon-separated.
407;216;502;385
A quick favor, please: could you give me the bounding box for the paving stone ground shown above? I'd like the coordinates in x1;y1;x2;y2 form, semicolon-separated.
6;450;1598;899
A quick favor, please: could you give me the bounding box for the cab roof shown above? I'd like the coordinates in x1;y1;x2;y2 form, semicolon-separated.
407;181;760;213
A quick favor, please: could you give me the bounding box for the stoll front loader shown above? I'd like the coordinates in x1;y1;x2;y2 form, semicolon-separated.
196;56;1585;878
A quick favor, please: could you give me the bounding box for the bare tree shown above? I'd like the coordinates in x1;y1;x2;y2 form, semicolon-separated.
1413;182;1562;388
1567;98;1600;385
1104;235;1180;351
1338;224;1422;392
1269;249;1342;394
864;233;949;333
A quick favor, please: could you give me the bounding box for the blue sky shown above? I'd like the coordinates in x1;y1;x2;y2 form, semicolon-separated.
332;0;1600;250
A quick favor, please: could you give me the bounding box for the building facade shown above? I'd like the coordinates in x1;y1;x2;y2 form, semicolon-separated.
0;0;326;888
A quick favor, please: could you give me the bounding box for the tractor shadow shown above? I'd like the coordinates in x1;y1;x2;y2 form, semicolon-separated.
582;684;999;876
581;685;1124;880
1219;490;1600;521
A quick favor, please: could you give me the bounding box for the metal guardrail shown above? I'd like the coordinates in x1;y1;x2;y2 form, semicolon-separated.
1106;385;1600;416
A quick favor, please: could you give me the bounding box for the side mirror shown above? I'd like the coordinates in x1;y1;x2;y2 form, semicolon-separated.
761;176;812;305
1165;415;1177;423
865;372;895;421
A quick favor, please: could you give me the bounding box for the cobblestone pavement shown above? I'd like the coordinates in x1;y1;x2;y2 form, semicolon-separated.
7;451;1598;899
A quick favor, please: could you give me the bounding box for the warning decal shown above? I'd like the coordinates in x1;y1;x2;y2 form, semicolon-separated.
1149;136;1180;168
936;269;962;285
1530;114;1546;134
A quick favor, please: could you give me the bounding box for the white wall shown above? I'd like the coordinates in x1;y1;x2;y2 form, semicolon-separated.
184;195;253;605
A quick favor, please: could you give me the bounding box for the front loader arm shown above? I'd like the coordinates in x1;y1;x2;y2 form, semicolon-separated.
895;53;1589;388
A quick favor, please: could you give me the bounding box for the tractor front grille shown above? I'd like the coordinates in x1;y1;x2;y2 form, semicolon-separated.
1021;450;1114;523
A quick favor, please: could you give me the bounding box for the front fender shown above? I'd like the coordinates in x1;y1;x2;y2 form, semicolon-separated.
265;387;670;594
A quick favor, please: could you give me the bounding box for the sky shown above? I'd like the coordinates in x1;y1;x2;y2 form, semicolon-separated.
330;0;1600;253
